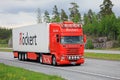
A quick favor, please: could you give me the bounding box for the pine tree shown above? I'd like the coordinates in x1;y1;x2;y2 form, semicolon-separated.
44;10;50;23
69;2;81;23
99;0;114;17
88;9;94;23
60;9;68;21
83;9;95;25
52;5;60;22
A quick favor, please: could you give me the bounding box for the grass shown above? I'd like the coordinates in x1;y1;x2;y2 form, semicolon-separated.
105;47;120;50
0;44;8;48
93;47;120;50
0;44;12;52
0;63;64;80
0;48;12;52
85;52;120;61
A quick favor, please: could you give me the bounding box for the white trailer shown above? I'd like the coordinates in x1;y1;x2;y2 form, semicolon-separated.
12;23;49;53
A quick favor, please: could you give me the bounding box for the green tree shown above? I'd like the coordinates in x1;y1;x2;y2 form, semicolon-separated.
60;9;68;21
100;14;117;40
88;9;94;24
99;0;114;17
44;10;50;23
84;9;95;24
99;0;117;40
116;17;120;43
83;10;100;37
0;28;12;44
69;2;81;23
86;39;94;49
52;5;60;22
83;13;88;25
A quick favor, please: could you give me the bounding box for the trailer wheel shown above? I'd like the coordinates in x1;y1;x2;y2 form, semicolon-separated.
39;55;43;64
52;56;57;66
24;53;27;61
18;53;22;60
22;53;25;61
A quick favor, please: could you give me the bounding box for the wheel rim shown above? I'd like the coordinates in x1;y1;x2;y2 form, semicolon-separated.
52;56;56;66
40;55;42;63
19;53;21;60
22;54;24;60
24;54;27;60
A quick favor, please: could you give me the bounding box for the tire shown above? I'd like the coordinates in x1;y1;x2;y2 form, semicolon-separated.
39;55;43;64
52;56;57;66
22;53;25;61
18;53;22;60
24;53;27;61
76;64;81;66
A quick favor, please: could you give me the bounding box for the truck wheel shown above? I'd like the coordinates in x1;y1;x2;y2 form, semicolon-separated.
76;64;81;66
24;53;27;61
18;53;22;60
52;56;57;66
22;53;25;61
39;55;43;64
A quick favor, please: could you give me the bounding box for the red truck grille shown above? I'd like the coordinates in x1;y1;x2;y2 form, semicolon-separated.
66;48;79;54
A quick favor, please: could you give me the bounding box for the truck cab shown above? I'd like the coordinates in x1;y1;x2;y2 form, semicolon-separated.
50;21;86;65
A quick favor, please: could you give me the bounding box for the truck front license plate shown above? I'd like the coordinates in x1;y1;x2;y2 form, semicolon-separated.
71;62;76;65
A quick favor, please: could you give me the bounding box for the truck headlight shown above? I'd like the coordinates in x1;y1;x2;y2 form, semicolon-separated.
77;56;80;59
61;56;65;60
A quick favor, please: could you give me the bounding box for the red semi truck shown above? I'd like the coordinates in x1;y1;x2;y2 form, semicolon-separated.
12;21;86;65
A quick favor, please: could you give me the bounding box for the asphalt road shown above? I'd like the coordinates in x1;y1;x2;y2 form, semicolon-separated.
0;52;120;80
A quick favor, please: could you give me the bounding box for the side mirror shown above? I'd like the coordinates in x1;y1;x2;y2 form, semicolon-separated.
83;35;86;43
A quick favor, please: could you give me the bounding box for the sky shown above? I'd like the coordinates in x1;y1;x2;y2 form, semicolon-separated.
0;0;120;28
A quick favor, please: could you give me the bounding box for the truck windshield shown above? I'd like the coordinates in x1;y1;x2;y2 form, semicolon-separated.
61;36;83;44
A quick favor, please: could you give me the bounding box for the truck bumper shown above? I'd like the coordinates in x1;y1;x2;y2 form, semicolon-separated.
57;58;84;65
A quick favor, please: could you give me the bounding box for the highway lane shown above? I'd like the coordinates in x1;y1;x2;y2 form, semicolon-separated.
0;52;120;80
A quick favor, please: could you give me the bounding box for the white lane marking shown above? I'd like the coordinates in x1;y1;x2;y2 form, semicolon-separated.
79;70;120;80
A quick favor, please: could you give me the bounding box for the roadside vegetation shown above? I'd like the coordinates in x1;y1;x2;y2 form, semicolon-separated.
0;48;12;52
93;47;120;51
0;63;64;80
0;28;12;48
85;52;120;61
105;48;120;51
0;44;8;48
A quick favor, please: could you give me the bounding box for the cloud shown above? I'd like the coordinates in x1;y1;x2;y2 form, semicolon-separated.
0;12;36;28
112;0;120;16
0;0;55;13
0;0;119;14
0;0;120;28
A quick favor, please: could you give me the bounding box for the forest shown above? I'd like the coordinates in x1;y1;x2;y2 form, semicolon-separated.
0;28;12;44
